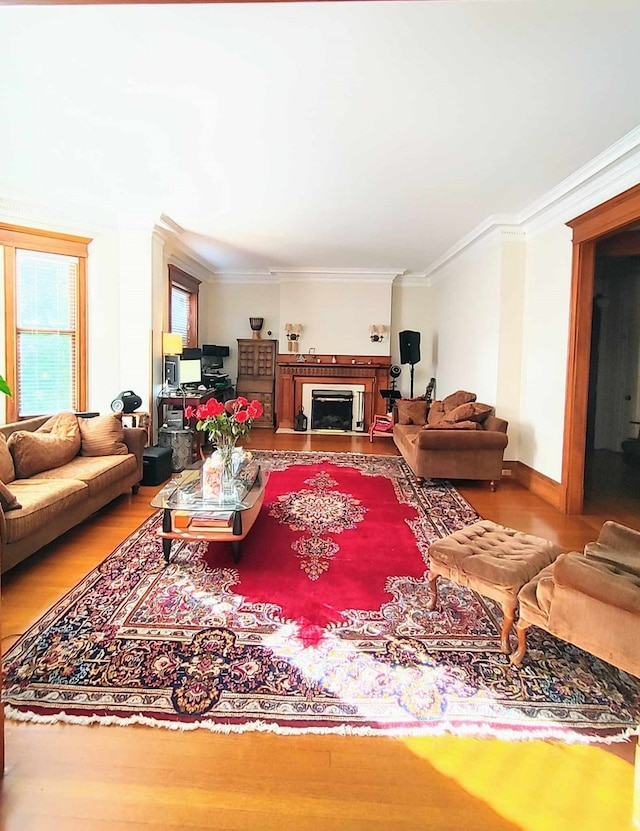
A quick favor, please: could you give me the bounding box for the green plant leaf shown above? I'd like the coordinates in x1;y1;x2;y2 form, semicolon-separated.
0;375;11;397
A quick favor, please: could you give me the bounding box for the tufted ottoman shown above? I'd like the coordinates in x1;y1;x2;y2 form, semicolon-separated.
426;519;564;654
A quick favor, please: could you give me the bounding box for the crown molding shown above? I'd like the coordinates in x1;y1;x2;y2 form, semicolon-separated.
424;216;524;280
166;253;212;283
424;127;640;277
521;146;640;238
272;267;404;284
153;215;216;278
209;270;279;285
394;271;430;287
520;126;640;233
0;194;114;235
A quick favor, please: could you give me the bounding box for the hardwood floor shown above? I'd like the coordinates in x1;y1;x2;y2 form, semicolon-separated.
1;432;638;830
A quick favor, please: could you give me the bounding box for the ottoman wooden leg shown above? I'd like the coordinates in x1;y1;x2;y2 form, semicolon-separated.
509;620;530;667
426;572;439;611
499;603;516;654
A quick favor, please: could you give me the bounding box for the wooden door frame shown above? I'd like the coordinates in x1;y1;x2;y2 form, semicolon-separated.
563;182;640;513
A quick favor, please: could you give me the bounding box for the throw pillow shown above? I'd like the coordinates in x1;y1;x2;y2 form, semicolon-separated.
466;402;493;423
0;434;16;484
422;421;479;430
443;402;493;424
427;400;445;426
0;480;21;511
442;390;477;412
79;414;128;456
38;411;82;452
396;399;428;426
9;428;80;478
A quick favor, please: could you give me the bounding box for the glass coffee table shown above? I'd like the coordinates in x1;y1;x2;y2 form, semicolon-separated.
150;458;268;564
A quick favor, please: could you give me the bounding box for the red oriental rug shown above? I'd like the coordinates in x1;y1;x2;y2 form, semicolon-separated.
3;451;640;743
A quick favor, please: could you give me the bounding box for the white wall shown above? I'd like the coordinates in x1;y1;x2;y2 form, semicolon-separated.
390;278;434;398
423;230;526;464
425;222;571;477
86;231;123;414
200;278;281;382
520;223;573;481
431;234;502;405
496;236;526;462
277;274;393;358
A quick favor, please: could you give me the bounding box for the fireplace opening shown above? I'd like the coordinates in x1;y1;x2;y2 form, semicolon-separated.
311;390;354;431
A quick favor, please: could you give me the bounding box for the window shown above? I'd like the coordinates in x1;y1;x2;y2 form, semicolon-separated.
2;224;89;421
168;265;199;348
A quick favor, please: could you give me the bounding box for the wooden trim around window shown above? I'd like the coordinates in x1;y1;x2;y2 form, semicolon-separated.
168;264;201;293
168;264;200;349
1;223;90;422
0;223;91;256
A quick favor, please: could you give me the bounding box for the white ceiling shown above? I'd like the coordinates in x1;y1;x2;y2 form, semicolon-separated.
2;1;640;274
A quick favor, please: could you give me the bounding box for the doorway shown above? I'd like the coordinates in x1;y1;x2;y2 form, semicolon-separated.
584;244;640;515
564;182;640;514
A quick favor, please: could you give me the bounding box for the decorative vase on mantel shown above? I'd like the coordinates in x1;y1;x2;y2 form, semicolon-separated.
249;317;264;340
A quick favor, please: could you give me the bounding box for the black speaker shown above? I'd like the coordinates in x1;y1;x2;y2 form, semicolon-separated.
110;390;142;413
399;331;421;365
142;446;173;486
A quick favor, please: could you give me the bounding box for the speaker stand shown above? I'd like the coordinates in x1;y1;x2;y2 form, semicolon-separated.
409;363;415;398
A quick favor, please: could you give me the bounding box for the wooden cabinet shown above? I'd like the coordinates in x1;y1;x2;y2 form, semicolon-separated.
236;339;277;427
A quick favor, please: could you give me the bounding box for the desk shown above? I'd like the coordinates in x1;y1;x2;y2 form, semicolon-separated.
157;390;220;431
157;390;234;463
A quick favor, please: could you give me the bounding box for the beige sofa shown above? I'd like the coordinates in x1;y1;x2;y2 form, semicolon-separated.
0;412;146;573
511;521;640;675
393;390;509;490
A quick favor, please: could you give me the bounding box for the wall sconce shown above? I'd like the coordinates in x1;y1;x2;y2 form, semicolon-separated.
369;325;386;343
285;323;302;353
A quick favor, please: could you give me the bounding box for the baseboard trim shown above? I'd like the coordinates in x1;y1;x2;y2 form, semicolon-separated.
509;461;564;510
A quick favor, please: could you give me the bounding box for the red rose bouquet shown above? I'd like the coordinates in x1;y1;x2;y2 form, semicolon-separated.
185;396;264;445
185;397;264;501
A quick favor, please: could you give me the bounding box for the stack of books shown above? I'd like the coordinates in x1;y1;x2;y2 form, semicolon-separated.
173;511;233;531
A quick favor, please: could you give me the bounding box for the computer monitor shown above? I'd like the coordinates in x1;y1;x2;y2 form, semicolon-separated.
202;354;224;374
202;344;230;358
201;344;228;377
178;358;201;386
164;356;179;387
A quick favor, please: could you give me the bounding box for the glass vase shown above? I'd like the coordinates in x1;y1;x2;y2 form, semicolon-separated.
201;436;237;503
217;436;237;504
201;454;220;502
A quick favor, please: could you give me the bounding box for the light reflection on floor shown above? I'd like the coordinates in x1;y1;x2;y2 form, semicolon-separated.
401;733;636;831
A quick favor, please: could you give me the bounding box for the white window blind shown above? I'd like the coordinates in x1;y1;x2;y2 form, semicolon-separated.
170;284;190;346
15;249;79;417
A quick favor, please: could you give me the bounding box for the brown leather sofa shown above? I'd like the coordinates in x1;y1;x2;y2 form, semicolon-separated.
0;412;146;573
393;390;509;489
511;521;640;676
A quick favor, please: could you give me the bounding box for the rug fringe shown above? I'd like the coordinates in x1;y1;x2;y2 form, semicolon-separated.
5;706;637;745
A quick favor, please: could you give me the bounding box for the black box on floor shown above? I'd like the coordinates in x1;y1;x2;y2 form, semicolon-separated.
142;446;173;486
